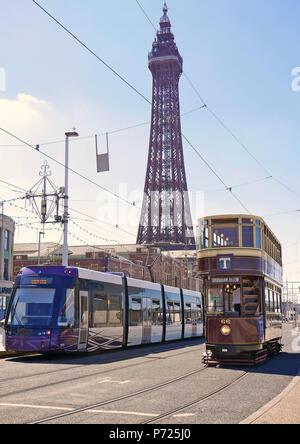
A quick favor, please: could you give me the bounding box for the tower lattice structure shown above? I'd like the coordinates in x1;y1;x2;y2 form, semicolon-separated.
137;3;195;250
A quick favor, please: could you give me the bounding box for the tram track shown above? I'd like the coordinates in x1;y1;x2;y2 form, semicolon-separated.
28;347;287;424
2;328;294;424
141;332;297;424
141;370;249;424
27;366;209;424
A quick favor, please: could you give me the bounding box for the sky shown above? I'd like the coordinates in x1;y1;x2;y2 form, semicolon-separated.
1;0;300;282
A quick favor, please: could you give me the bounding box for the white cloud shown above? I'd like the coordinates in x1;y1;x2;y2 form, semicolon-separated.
0;93;57;139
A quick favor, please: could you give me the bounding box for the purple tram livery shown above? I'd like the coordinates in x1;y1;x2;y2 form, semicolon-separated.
4;266;204;354
199;215;283;366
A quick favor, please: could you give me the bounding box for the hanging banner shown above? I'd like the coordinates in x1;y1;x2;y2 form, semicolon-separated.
96;134;110;173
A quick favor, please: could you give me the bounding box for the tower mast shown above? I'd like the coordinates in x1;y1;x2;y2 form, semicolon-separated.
137;3;195;250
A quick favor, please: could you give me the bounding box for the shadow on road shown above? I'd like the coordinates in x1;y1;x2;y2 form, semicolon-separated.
6;337;206;367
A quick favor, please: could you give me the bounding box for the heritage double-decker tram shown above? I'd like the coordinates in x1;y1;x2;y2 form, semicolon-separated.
198;215;283;365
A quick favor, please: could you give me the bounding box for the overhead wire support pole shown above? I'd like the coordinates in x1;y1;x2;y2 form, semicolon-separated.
63;131;79;267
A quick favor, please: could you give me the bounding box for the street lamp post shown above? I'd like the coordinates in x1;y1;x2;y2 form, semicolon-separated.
62;130;79;267
38;231;45;265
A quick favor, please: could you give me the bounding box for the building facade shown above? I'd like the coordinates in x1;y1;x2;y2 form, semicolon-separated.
0;215;15;318
13;243;202;292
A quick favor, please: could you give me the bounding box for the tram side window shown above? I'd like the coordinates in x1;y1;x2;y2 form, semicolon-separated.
279;293;282;313
92;294;107;327
275;293;281;313
256;226;261;249
129;297;142;326
268;290;272;312
185;303;192;324
272;291;275;312
265;289;270;312
201;225;209;249
166;302;173;324
197;304;203;321
108;294;122;324
166;301;181;324
152;300;162;325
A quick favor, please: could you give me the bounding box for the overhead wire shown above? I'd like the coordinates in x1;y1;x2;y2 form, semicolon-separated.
0;126;138;209
31;0;252;215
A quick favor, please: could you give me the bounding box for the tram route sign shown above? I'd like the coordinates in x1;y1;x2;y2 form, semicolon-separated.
211;277;240;284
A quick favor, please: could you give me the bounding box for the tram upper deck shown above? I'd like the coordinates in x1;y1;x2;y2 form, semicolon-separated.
198;214;283;286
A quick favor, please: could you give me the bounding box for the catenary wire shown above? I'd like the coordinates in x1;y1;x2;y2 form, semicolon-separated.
30;0;252;215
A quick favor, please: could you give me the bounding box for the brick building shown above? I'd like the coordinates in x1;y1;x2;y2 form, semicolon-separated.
13;243;202;292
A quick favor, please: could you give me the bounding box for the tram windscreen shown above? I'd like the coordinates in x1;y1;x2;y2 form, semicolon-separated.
8;288;55;327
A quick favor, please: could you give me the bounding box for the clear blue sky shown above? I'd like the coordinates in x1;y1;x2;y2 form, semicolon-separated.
1;0;300;280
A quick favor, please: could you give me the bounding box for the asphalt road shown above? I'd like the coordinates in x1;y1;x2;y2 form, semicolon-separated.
0;324;298;424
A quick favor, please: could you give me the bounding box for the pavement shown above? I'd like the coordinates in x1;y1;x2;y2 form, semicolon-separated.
242;325;300;425
252;375;300;424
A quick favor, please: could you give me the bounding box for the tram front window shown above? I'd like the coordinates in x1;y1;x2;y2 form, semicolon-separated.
8;288;55;327
207;285;224;313
58;289;75;327
207;284;241;316
225;284;241;316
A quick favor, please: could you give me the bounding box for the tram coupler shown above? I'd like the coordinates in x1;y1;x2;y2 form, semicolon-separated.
202;351;220;366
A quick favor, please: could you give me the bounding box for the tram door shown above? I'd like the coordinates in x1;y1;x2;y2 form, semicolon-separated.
78;291;89;351
142;298;152;344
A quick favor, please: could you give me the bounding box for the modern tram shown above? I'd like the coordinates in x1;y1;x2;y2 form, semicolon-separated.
4;266;204;354
198;215;283;365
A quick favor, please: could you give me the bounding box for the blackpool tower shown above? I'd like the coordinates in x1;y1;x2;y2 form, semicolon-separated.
137;3;195;249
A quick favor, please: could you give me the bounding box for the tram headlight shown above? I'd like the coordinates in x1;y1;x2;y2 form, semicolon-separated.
220;325;231;336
